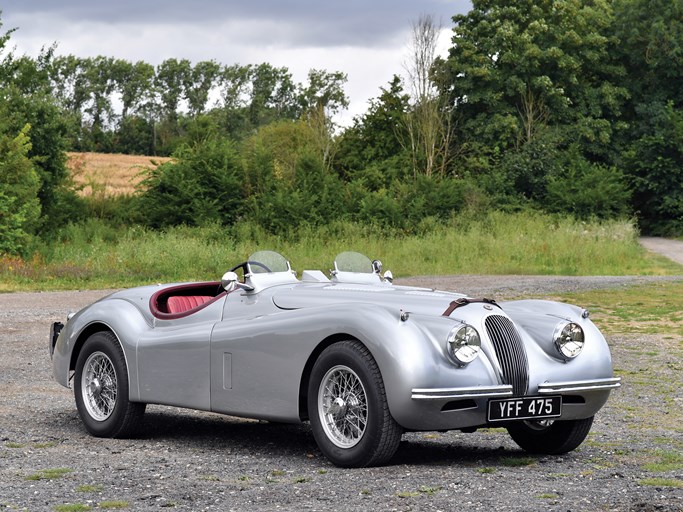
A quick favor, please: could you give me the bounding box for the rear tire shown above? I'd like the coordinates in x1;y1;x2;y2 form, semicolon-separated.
506;416;593;455
308;340;402;467
74;331;145;438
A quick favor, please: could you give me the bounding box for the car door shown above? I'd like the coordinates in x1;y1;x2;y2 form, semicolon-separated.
209;290;305;422
137;299;225;410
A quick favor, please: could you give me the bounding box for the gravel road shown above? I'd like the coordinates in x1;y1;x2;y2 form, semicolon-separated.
640;237;683;266
1;275;682;511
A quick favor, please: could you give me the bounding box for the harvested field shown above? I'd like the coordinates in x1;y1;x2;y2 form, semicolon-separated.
67;152;172;196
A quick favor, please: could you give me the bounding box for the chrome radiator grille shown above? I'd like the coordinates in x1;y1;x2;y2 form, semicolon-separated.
484;315;529;396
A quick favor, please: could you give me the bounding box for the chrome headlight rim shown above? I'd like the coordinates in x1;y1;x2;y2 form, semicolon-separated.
553;321;585;360
447;324;481;366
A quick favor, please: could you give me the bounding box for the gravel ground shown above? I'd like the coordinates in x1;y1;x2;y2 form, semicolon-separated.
1;275;682;511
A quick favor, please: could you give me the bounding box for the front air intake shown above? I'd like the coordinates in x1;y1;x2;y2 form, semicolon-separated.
484;315;529;396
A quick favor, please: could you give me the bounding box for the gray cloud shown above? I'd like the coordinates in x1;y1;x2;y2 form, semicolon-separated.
2;0;465;47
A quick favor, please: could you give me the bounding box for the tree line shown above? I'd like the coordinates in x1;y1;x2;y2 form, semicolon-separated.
0;0;681;258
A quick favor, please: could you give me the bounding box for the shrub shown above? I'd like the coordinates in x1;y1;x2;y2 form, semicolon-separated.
137;138;245;228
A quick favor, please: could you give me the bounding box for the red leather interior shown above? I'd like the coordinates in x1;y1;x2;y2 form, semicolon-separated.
166;295;213;314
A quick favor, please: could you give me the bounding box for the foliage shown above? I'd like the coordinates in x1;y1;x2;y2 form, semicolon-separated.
612;0;683;233
3;213;679;292
621;103;683;234
0;24;77;238
137;138;245;228
441;0;627;155
0;125;41;255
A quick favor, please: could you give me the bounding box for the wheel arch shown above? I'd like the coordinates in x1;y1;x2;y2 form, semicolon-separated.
69;323;140;402
298;332;365;421
70;322;120;372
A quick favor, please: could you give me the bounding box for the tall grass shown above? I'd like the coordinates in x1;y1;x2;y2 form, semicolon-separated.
2;211;680;291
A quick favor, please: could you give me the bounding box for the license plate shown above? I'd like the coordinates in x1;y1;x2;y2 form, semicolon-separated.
488;396;562;422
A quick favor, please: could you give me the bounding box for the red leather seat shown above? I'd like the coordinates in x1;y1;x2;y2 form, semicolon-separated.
166;295;213;314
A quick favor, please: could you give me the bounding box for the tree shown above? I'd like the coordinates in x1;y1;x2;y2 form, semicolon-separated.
298;69;349;169
155;58;192;122
0;125;41;255
403;14;453;177
335;75;410;180
183;60;221;117
248;63;297;126
440;0;627;159
113;59;155;120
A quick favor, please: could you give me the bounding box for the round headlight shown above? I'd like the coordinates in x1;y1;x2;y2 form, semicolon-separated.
447;324;481;365
553;322;584;359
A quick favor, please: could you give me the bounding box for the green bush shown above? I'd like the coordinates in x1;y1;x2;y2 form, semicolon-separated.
546;160;631;220
0;126;41;256
137;138;245;228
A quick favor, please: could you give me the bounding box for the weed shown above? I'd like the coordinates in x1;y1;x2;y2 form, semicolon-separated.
639;478;683;488
499;456;536;467
5;442;25;449
537;493;559;499
5;214;681;292
477;467;496;474
29;441;59;449
98;501;129;509
26;468;72;481
293;476;310;483
54;505;91;512
270;470;286;477
642;449;683;473
396;491;420;498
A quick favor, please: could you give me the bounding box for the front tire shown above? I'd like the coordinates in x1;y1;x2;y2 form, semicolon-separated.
506;416;594;455
308;341;402;467
74;331;145;438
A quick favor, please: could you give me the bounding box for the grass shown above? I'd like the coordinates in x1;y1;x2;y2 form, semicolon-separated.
2;212;681;292
548;281;683;337
499;456;536;467
642;449;683;473
98;502;129;509
639;478;683;488
25;468;72;481
54;505;91;512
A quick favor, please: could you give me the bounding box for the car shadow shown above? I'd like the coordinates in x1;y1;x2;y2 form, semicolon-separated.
41;405;537;468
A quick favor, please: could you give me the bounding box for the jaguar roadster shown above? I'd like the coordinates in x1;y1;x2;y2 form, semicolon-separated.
49;250;620;467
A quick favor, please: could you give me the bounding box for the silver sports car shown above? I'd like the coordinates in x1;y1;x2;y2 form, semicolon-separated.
49;250;620;467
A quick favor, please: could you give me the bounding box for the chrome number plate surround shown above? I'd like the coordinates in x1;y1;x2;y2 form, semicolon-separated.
487;395;562;422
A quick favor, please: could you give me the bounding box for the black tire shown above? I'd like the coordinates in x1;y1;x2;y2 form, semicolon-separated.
506;416;594;455
74;331;145;438
307;340;402;467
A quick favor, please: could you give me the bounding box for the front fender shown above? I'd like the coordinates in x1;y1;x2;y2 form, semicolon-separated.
51;298;150;401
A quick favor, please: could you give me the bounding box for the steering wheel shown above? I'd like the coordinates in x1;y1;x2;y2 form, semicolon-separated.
229;261;272;274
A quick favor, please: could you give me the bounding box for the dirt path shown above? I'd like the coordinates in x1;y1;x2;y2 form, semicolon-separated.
640;236;683;265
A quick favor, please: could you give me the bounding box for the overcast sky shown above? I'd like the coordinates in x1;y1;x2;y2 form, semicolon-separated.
1;1;471;124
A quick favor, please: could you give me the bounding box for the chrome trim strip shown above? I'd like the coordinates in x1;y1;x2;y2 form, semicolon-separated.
537;377;621;394
411;385;513;400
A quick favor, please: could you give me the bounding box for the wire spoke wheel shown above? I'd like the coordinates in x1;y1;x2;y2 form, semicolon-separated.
318;365;368;448
308;340;402;467
74;331;145;438
81;351;118;421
